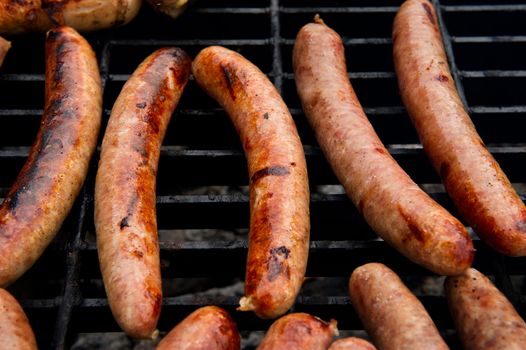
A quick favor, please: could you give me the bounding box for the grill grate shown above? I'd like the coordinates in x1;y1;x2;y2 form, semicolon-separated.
1;1;526;349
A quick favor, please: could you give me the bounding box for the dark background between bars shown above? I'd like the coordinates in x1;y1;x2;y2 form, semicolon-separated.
1;0;526;349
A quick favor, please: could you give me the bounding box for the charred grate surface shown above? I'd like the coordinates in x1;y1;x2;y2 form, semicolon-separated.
0;0;525;349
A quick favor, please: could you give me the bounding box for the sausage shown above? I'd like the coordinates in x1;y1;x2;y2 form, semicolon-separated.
146;0;192;19
0;0;141;34
192;46;310;319
0;289;38;350
0;36;10;67
257;313;338;350
292;16;473;275
95;48;191;339
156;306;240;350
445;268;526;349
328;338;377;350
393;0;526;256
349;263;449;350
0;26;101;287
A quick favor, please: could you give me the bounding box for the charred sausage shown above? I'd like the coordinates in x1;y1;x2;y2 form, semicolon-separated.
393;0;526;256
445;268;526;349
257;313;338;350
146;0;192;19
349;263;449;350
293;16;473;275
0;0;141;34
156;306;240;350
95;48;191;339
0;36;10;67
0;289;38;350
0;26;102;287
328;338;377;350
192;46;310;319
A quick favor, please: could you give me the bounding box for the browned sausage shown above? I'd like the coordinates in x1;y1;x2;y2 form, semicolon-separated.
328;338;377;350
293;16;473;275
146;0;192;19
0;0;141;34
393;0;526;256
257;313;338;350
95;48;191;339
156;306;240;350
0;36;10;67
445;268;526;349
0;26;102;287
0;288;38;350
192;46;310;319
349;263;449;350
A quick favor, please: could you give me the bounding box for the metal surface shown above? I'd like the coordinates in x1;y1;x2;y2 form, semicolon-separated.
1;0;525;349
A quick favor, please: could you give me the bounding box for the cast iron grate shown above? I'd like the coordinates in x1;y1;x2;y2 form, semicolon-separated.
0;0;525;349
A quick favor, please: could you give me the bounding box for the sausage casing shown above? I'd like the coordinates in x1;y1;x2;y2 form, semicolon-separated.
95;48;191;339
146;0;191;19
445;268;526;350
0;289;38;350
257;313;338;350
156;306;240;350
328;337;377;350
0;35;11;67
192;46;310;319
393;0;526;256
293;17;473;275
349;263;449;350
0;26;102;287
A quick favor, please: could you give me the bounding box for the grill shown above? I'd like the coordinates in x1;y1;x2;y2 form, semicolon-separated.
1;0;526;349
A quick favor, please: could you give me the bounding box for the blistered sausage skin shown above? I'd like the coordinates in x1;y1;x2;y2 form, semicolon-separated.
0;289;38;350
95;48;191;339
445;268;526;350
0;36;11;67
349;263;449;350
257;313;338;350
0;26;101;287
328;338;377;350
0;0;141;34
156;306;240;350
293;17;473;275
192;46;310;319
393;0;526;256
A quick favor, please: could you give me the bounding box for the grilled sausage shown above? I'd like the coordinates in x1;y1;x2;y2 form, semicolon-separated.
0;0;141;34
192;46;310;319
393;0;526;256
95;48;191;339
0;289;38;350
156;306;240;350
349;263;449;350
146;0;192;19
293;16;473;275
0;36;10;67
257;313;338;350
0;26;101;287
445;268;526;350
328;338;377;350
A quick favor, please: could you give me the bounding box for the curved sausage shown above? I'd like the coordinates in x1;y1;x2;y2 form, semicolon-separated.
0;0;141;34
257;313;338;350
328;338;377;350
0;289;38;350
0;36;10;67
146;0;192;19
95;48;191;339
393;0;526;256
0;26;102;287
293;16;473;275
156;306;240;350
192;46;310;319
445;268;526;349
349;263;449;350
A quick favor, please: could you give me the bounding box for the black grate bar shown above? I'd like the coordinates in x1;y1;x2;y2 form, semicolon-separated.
281;7;398;14
110;39;270;46
443;4;526;12
271;0;283;93
453;36;526;43
460;70;526;78
192;8;269;14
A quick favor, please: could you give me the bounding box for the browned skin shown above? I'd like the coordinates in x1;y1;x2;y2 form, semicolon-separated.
445;268;526;350
0;0;141;34
95;48;191;339
0;26;101;287
393;0;526;256
0;289;38;350
349;263;449;350
0;36;11;67
192;46;310;319
157;306;240;350
328;338;377;350
146;0;191;19
257;313;338;350
293;17;473;275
